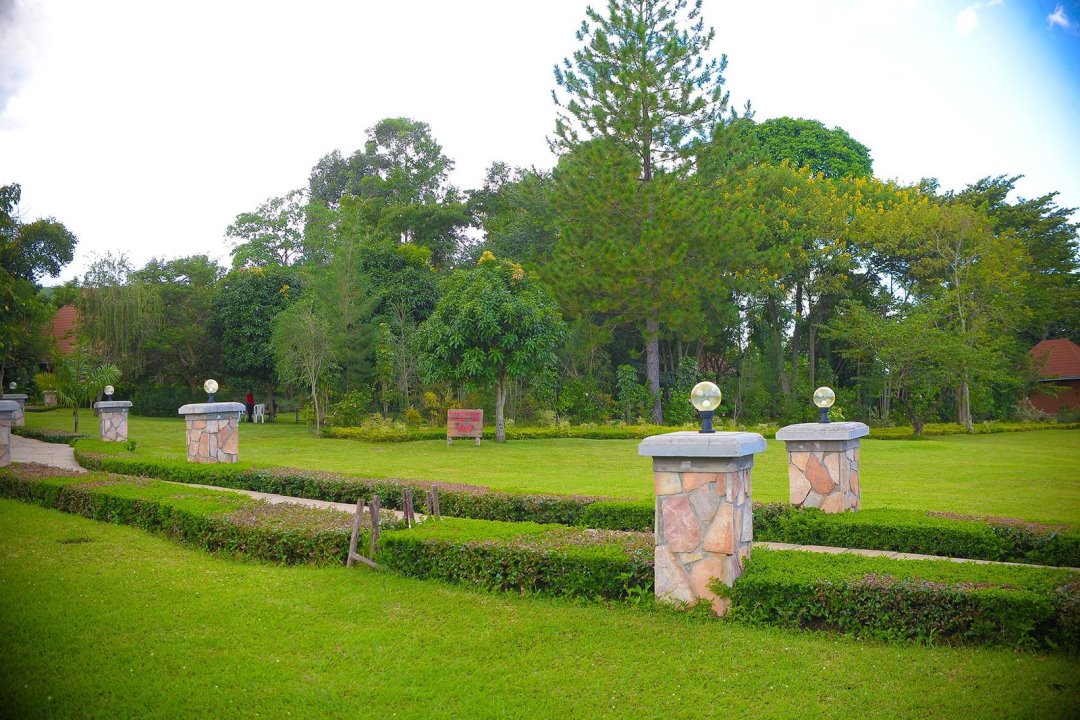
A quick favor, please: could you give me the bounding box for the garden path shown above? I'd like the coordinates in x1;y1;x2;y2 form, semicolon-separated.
10;435;85;473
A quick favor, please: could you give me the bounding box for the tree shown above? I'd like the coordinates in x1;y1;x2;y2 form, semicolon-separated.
210;266;301;413
415;253;567;441
130;255;224;392
0;183;78;386
753;117;873;179
468;163;558;266
552;0;730;422
271;299;336;433
34;343;120;432
226;189;323;268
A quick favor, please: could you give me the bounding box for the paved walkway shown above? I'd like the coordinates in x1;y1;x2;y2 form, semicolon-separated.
7;434;1075;570
10;434;85;473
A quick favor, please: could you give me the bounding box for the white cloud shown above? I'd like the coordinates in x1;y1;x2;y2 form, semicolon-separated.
1048;4;1074;30
956;0;1006;35
956;6;979;34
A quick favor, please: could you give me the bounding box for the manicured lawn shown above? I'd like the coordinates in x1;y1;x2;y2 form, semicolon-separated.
26;410;1080;524
1;500;1077;719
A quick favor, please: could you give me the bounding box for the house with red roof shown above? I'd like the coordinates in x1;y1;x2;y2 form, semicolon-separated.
50;305;79;356
1028;338;1080;414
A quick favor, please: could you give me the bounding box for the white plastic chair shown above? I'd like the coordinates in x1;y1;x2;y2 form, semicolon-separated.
253;403;266;423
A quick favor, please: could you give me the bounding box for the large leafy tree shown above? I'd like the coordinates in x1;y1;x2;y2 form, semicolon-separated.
551;0;730;422
415;253;566;441
210;266;301;413
753;117;873;179
0;183;78;386
468;163;558;267
130;255;224;392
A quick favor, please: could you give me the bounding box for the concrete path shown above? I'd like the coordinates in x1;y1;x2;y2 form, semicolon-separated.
10;435;85;473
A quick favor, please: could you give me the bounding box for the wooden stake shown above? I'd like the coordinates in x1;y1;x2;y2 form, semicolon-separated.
431;485;440;519
403;488;415;527
369;496;381;558
346;498;365;567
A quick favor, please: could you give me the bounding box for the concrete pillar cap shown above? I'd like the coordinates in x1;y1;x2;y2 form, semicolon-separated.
638;430;767;458
776;422;869;441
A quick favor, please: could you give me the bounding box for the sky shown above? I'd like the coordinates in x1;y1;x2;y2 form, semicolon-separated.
2;0;1078;285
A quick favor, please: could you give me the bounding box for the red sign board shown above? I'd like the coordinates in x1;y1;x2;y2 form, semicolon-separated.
447;409;483;439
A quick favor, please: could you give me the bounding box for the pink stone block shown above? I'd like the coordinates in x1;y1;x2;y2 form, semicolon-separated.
703;504;734;554
660;495;702;552
805;454;834;495
790;451;810;471
682;472;721;492
789;466;811;504
820;492;846;513
654;471;682;495
689;556;727;601
655;545;695;605
851;470;860;495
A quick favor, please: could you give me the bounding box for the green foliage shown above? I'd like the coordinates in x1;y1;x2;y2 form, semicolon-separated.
33;344;121;432
415;253;566;441
753;117;873;179
378;518;652;600
732;549;1079;651
211;266;302;390
130;384;201;417
10;426;86;445
271;298;337;432
754;504;1080;567
0;467;362;565
579;500;654;531
615;364;653;424
325;389;374;427
226;188;309;269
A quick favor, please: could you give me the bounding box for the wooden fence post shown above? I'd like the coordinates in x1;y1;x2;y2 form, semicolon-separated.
403;488;415;527
369;496;381;558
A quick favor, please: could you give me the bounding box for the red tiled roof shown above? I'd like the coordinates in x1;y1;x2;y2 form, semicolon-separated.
1030;338;1080;380
51;305;78;354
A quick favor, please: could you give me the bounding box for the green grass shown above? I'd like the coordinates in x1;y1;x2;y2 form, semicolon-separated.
26;409;1080;524
2;499;1078;719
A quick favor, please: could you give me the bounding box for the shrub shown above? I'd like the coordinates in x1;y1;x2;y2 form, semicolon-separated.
325;389;373;427
753;504;1080;568
403;407;424;426
579;500;654;531
130;384;201;418
11;427;86;445
731;549;1080;651
0;466;375;565
378;517;653;600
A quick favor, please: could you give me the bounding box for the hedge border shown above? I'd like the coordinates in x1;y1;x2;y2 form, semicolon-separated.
0;469;361;565
72;453;1079;567
730;549;1080;651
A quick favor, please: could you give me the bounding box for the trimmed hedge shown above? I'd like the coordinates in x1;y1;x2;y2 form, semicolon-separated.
12;426;86;445
731;548;1080;651
754;504;1080;568
74;452;1080;567
866;421;1080;440
377;517;653;600
0;466;369;565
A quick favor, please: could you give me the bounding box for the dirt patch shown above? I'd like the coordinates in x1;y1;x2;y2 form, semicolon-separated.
926;511;1072;533
226;502;353;532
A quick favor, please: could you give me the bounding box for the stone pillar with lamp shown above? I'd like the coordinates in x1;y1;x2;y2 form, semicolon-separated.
638;382;766;615
93;384;132;442
776;386;869;512
3;382;27;427
177;379;245;463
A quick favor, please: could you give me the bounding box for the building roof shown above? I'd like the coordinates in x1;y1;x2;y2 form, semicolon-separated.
1030;338;1080;381
51;304;79;354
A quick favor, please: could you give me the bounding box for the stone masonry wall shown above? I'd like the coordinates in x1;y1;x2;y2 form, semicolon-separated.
0;416;10;467
786;439;860;512
185;413;240;463
99;410;129;442
653;455;754;615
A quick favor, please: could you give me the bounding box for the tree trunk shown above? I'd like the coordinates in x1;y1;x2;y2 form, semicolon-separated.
495;370;507;442
959;378;973;433
309;374;320;435
646;315;662;423
73;406;79;433
808;323;817;389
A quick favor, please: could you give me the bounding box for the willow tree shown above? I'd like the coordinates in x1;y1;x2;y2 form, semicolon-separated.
552;0;730;422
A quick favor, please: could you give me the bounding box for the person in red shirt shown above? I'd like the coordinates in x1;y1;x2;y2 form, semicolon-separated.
244;390;255;423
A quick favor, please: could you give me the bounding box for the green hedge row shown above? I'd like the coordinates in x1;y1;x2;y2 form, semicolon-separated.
73;452;1080;567
325;420;1077;443
0;467;365;565
377;517;653;600
731;549;1080;651
755;504;1080;568
12;426;86;445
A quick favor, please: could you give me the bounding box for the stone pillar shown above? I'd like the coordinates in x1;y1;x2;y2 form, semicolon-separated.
177;402;245;464
2;394;27;426
93;400;132;442
776;422;869;513
0;400;18;467
638;431;767;615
